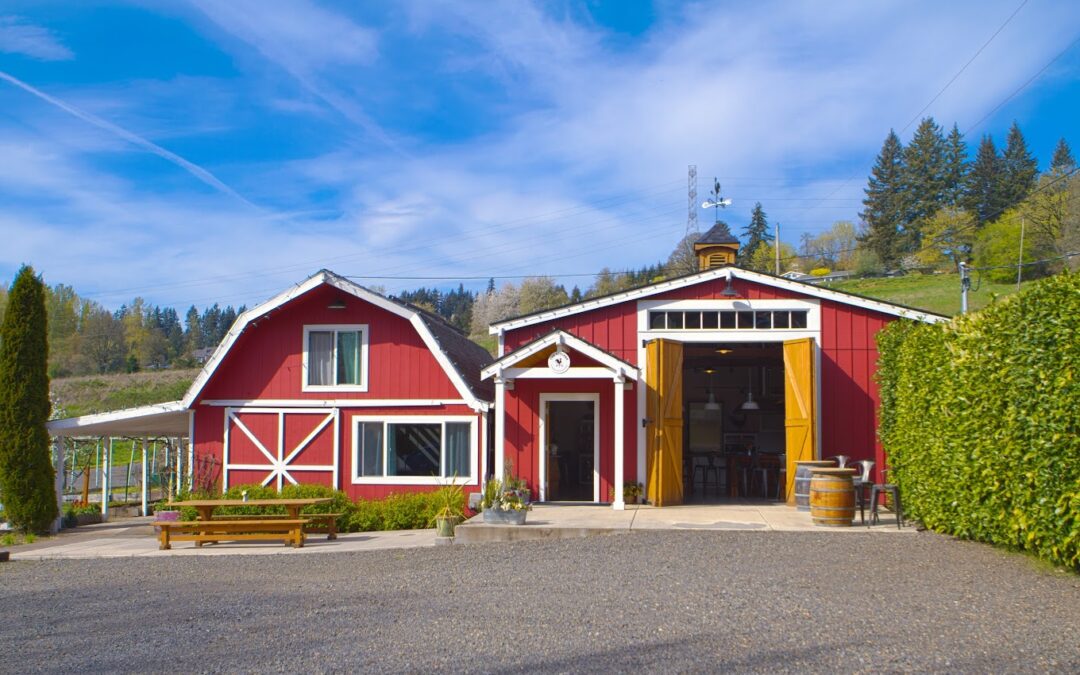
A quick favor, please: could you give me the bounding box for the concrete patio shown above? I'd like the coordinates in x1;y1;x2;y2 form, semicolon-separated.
2;501;908;559
455;501;908;542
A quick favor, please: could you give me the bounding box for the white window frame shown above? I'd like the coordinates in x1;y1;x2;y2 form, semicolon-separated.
302;324;369;392
350;415;477;485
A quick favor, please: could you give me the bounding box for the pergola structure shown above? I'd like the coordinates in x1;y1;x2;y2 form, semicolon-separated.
46;402;193;527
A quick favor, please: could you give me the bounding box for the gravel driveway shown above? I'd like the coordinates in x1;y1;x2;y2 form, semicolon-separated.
1;531;1077;673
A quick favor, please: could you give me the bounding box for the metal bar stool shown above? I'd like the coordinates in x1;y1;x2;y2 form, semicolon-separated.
869;482;903;529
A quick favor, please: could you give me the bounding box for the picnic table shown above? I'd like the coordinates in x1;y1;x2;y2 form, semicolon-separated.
168;498;334;522
156;498;336;550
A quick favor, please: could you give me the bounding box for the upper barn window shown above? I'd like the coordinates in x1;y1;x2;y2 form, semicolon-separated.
303;324;369;391
647;310;808;331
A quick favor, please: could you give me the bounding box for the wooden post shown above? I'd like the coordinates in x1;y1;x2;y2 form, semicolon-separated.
124;439;133;503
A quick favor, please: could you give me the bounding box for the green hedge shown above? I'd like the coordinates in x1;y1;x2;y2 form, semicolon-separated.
169;485;449;533
877;272;1080;570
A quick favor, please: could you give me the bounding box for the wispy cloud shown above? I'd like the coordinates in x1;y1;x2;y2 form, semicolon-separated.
0;16;72;60
0;70;256;208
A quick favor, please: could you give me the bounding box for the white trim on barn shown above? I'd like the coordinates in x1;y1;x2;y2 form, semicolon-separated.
182;270;490;411
490;267;947;334
201;398;471;408
348;413;479;486
222;407;340;491
481;330;639;382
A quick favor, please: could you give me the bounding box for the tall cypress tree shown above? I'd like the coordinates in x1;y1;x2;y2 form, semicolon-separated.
860;130;908;266
1049;137;1075;175
963;135;1007;226
1001;121;1038;207
901;117;948;248
0;265;57;533
738;202;773;268
942;124;968;207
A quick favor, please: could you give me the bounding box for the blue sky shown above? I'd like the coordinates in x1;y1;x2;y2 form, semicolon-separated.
1;0;1079;310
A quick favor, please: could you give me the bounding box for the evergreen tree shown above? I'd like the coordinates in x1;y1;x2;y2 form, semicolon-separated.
963;135;1008;226
902;117;949;244
738;203;773;267
859;130;908;266
1001;121;1038;207
570;286;583;303
1049;137;1076;175
184;305;202;356
942;124;968;207
0;265;57;532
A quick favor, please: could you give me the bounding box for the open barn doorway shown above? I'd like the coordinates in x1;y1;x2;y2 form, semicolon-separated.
541;397;598;502
681;342;788;503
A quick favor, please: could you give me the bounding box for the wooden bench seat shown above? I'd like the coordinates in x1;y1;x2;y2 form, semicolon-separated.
212;513;342;540
154;519;309;550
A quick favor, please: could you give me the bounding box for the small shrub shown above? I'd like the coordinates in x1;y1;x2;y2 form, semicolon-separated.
1;533;14;546
809;267;831;277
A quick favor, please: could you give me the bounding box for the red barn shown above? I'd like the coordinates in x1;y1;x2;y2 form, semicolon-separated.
482;264;944;509
181;270;494;499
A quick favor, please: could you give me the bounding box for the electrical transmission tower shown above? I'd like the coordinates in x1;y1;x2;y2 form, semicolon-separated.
686;165;698;237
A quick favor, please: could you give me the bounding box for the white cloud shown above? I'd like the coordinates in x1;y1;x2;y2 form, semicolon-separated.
0;16;72;60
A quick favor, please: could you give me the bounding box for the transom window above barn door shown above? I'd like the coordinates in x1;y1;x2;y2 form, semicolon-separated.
648;310;808;331
352;417;475;485
302;324;369;392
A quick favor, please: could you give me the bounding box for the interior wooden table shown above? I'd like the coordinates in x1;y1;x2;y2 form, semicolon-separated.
166;498;334;546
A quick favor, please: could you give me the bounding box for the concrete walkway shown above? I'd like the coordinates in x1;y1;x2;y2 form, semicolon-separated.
7;516;437;560
4;502;907;559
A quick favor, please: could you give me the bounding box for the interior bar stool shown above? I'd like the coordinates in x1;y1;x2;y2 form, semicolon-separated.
692;456;720;496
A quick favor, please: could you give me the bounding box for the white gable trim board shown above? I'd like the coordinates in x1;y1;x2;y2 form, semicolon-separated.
182;270;490;411
481;330;638;381
490;267;947;336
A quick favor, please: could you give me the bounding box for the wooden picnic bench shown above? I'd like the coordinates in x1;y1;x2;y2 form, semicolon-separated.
212;513;342;540
155;519;309;550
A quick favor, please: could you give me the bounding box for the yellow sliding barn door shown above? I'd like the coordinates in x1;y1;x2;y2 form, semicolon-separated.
645;339;684;506
783;337;817;504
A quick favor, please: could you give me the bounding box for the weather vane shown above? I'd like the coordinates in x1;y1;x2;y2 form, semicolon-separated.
701;178;731;224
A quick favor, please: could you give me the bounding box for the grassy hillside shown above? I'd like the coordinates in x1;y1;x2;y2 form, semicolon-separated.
51;368;199;419
826;272;1036;316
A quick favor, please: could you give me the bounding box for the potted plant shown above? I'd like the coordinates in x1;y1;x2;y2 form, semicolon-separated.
624;481;643;505
152;501;181;533
481;478;530;525
432;480;465;539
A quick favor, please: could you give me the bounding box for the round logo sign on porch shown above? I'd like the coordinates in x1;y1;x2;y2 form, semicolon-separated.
548;351;571;373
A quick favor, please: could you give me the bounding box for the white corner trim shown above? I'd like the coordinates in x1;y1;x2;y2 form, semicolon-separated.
489;267;947;333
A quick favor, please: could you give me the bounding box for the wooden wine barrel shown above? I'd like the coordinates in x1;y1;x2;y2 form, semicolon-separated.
794;461;835;511
809;468;857;527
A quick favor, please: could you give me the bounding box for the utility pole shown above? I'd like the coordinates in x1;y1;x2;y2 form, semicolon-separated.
775;221;781;275
1016;215;1025;291
959;261;970;313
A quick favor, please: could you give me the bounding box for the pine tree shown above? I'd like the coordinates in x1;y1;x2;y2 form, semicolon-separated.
963;135;1007;226
859;130;908;267
0;265;57;533
942;124;968;207
738;203;774;268
1001;121;1038;207
1049;137;1076;175
902;117;949;246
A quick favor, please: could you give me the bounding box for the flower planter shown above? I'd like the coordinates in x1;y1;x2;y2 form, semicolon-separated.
435;515;460;538
153;510;180;533
482;508;528;525
75;513;103;526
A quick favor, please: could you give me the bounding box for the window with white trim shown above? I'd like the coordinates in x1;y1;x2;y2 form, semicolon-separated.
353;417;473;482
303;325;369;391
648;309;808;331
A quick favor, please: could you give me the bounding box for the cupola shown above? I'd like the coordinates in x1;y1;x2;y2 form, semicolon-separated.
693;221;741;271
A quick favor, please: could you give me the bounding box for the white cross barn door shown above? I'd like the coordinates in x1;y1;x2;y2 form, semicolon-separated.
223;408;339;491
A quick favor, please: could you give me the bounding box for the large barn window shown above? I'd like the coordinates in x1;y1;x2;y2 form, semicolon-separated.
646;309;810;332
352;417;475;484
303;324;369;391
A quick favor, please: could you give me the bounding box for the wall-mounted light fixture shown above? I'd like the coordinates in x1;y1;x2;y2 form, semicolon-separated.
327;299;347;310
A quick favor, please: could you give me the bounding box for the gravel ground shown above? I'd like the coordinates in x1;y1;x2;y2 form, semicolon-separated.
1;531;1077;674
